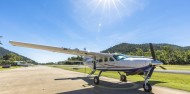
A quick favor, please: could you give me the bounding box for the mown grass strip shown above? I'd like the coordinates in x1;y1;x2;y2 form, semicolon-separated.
49;65;190;92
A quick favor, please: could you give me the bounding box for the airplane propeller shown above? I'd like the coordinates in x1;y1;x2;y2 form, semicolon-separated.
149;43;156;61
159;65;167;70
149;43;166;70
93;61;96;70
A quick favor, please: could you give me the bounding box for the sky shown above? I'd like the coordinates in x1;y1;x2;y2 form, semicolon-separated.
0;0;190;63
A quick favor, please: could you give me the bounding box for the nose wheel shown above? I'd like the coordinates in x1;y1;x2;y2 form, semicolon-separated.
142;66;155;92
118;72;127;82
93;71;102;85
94;76;99;84
143;83;152;92
120;74;127;82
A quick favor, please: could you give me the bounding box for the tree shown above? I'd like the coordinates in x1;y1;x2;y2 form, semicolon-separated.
156;50;165;63
1;53;23;65
159;46;174;64
45;62;55;65
3;53;23;61
172;50;185;64
67;56;83;61
136;48;144;56
185;50;190;64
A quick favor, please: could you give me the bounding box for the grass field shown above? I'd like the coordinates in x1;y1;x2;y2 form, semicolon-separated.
49;65;190;92
0;66;22;71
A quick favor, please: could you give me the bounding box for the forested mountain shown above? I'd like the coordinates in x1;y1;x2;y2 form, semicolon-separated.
102;43;190;65
0;47;38;64
102;43;190;54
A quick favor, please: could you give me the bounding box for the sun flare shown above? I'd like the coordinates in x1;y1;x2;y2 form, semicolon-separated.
72;0;143;32
93;0;125;17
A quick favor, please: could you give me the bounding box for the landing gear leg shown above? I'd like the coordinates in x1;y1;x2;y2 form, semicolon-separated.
94;71;102;85
118;72;127;82
87;69;96;77
143;66;155;92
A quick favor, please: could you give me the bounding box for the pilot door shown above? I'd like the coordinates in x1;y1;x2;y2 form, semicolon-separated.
104;57;116;69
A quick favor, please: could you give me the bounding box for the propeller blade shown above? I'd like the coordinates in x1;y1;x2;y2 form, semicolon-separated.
149;43;156;60
159;66;167;70
93;61;96;70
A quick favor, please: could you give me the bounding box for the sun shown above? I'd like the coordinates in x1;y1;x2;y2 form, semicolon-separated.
72;0;142;32
93;0;125;17
79;0;126;27
87;0;127;25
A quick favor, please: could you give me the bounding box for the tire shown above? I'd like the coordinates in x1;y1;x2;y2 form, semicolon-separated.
120;74;127;82
94;76;99;85
143;83;152;92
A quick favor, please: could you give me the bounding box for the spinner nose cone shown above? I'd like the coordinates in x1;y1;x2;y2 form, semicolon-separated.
151;60;163;66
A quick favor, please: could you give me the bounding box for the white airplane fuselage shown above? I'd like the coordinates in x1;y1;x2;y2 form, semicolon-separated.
83;54;162;72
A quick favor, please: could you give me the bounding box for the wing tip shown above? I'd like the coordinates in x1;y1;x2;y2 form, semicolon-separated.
9;41;16;46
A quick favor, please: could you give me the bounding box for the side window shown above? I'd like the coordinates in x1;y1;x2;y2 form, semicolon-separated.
99;58;103;62
104;57;108;62
109;57;114;62
96;57;99;62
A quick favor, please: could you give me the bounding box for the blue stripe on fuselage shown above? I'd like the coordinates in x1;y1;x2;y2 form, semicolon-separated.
96;65;152;72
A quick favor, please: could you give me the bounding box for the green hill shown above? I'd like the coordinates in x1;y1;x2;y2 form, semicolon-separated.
102;43;190;65
0;47;38;64
102;43;190;54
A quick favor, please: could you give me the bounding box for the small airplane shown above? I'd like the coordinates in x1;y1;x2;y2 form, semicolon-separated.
9;41;165;92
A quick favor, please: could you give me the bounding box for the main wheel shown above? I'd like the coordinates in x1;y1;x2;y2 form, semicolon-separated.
94;76;99;85
120;74;127;82
143;83;152;92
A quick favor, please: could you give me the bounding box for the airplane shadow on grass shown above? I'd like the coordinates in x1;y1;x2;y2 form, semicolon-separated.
54;76;166;94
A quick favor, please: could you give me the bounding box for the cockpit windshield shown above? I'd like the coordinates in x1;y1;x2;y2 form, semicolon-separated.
113;54;128;61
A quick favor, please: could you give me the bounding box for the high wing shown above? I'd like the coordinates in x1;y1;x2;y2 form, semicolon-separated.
9;41;110;57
